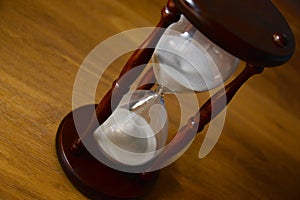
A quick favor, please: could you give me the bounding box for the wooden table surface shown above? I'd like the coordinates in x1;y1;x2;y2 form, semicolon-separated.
1;0;299;199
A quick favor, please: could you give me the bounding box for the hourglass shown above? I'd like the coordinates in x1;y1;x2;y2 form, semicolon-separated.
92;15;240;169
56;0;295;199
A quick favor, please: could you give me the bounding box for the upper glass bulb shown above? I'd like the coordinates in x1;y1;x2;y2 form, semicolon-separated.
153;15;240;93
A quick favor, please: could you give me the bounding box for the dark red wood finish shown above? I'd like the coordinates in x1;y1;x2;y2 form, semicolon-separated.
57;1;180;199
173;0;295;67
56;105;159;199
69;0;181;154
150;64;264;168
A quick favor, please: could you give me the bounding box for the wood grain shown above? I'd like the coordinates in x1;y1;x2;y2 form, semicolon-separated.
0;0;299;199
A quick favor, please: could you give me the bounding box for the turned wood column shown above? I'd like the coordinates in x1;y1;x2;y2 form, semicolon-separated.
71;0;181;153
150;63;264;169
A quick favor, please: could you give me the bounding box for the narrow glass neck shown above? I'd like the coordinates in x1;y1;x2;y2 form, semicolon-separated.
154;84;165;95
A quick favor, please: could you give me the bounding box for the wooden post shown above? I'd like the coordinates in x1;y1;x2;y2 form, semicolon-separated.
150;63;264;169
70;0;181;154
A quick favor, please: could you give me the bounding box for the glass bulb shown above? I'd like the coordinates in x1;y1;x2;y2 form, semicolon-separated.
153;15;240;93
93;90;168;166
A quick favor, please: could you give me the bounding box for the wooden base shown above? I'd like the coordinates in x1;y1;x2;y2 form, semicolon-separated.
55;105;159;199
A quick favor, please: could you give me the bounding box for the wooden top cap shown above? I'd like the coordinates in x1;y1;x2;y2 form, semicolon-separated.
173;0;295;67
